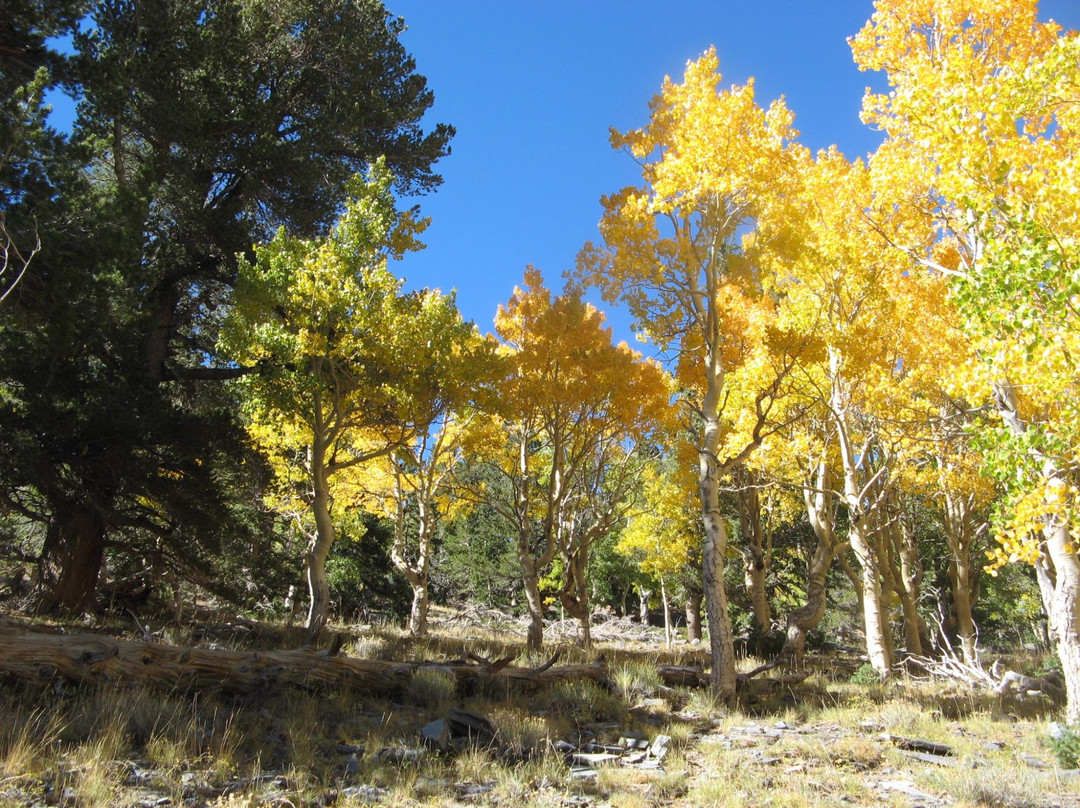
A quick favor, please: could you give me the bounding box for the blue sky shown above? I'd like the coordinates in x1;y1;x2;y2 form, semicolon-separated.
389;0;1080;344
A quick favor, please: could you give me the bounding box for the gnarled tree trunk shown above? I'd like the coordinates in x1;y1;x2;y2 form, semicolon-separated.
38;499;109;613
781;457;838;664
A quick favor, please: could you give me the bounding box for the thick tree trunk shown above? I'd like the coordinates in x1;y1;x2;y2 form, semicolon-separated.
38;500;108;613
895;516;925;657
519;552;545;651
848;522;892;674
408;580;429;637
993;380;1080;721
782;542;834;664
832;354;891;675
950;559;977;664
1044;530;1080;724
701;461;737;696
558;539;592;650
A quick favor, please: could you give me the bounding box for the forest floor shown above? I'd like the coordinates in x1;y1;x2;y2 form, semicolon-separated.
0;605;1077;808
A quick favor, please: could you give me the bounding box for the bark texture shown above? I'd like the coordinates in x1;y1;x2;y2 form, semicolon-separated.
38;501;108;613
781;459;837;664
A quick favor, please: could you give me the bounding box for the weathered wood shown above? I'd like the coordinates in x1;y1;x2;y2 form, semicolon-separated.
658;665;707;687
882;734;954;757
0;629;709;695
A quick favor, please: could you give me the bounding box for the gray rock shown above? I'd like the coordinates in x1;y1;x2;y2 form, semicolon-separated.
421;718;449;751
650;734;671;760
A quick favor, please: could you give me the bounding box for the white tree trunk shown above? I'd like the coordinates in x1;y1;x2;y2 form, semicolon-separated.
305;461;335;641
660;576;672;650
993;380;1080;721
782;459;837;664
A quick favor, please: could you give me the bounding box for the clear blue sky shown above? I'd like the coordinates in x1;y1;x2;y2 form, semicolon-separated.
389;0;1080;344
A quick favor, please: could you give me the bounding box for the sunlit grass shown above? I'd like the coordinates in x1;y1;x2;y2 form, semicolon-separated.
0;608;1069;808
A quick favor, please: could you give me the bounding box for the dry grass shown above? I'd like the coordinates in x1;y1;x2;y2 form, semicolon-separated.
0;610;1074;808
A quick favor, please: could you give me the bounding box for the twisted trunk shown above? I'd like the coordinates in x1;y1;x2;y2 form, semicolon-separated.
39;499;108;613
558;533;592;650
781;458;837;664
304;455;335;641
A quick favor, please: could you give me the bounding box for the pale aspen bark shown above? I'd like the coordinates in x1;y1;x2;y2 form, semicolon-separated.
950;557;978;663
304;458;335;641
847;522;891;673
408;581;429;636
942;485;980;664
390;468;436;637
638;584;652;624
991;379;1080;720
830;348;891;675
832;423;889;668
699;264;738;697
782;459;837;664
700;441;737;695
883;495;924;657
660;576;673;649
519;551;546;651
558;526;594;650
1043;526;1080;724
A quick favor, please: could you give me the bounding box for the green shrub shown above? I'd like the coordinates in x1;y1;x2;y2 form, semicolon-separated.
850;663;883;686
1048;723;1080;769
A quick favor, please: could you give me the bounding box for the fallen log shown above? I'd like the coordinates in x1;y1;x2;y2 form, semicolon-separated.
0;629;704;696
882;734;954;757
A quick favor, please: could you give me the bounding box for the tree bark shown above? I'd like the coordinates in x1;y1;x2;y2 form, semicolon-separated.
781;458;837;664
1043;528;1080;724
390;475;434;638
736;473;772;634
38;500;108;613
660;576;672;649
519;551;546;651
638;584;652;624
992;379;1080;722
699;320;737;697
304;450;335;641
941;480;980;664
832;352;891;675
701;459;737;696
558;538;592;650
408;580;429;637
685;587;703;642
848;520;891;673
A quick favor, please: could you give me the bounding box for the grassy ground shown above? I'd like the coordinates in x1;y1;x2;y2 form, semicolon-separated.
0;607;1076;808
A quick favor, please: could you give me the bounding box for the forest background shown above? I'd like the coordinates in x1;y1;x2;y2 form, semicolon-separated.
5;0;1080;735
